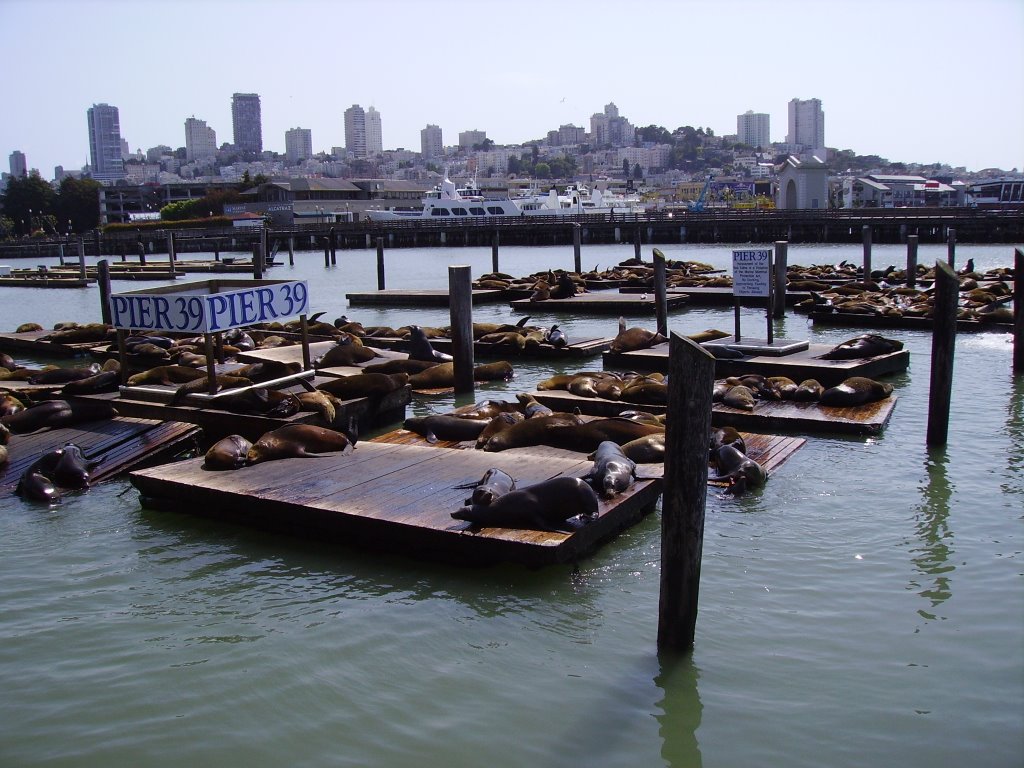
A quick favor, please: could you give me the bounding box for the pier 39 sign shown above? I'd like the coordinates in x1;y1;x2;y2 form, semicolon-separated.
731;249;772;297
109;280;310;333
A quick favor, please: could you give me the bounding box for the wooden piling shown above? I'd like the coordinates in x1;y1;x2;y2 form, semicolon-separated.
927;260;959;446
658;333;715;653
906;234;919;288
448;265;475;394
491;230;500;273
330;228;337;266
323;236;330;267
773;240;788;319
1014;248;1023;374
252;240;263;280
634;227;642;260
288;236;294;266
653;248;668;337
573;224;582;274
77;238;86;279
166;231;176;272
97;260;112;324
947;228;956;269
376;238;386;290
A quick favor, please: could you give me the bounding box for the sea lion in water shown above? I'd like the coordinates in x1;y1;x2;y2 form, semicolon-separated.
51;442;102;488
246;424;354;465
406;325;453;363
584;441;637;498
17;471;61;503
403;414;489;444
820;377;893;407
709;426;746;455
710;444;767;495
454;467;517;506
451;476;599;532
204;434;254;470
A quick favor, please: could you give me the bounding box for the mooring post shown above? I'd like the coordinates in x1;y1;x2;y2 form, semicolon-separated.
634;226;642;260
1013;248;1023;374
137;237;146;265
58;243;65;266
573;223;582;274
323;235;330;267
166;231;176;273
213;240;220;262
773;240;788;319
330;227;337;266
947;228;956;270
288;236;295;266
491;230;500;273
203;333;217;395
659;333;715;653
376;237;386;290
300;314;311;371
906;234;919;288
77;238;87;280
252;240;263;280
448;265;475;394
927;260;959;446
97;260;112;324
653;247;668;337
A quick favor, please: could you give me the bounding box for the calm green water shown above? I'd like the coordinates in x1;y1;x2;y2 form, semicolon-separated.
1;242;1021;767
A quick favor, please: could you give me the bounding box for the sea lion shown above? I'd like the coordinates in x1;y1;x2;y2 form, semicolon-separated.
451;476;599;532
475;411;525;448
52;442;102;488
820;377;893;407
545;325;568;348
0;393;27;417
478;331;527;350
231;360;302;383
709;426;746;455
549;271;578;300
721;384;756;411
402;414;489;444
295;390;337;425
317;372;409;400
127;365;207;387
543;418;665;454
537;373;588;391
710;444;767;495
609;317;667;353
204;434;253;470
215;388;301;417
2;399;117;434
481;413;584;452
60;370;120;396
407;325;453;363
584;441;637;498
314;336;379;367
170;375;253;405
0;352;16;371
618;432;666;463
246;424;354;465
516;393;554;419
473;361;515;382
28;364;102;385
449;400;520;420
619;380;668;405
362;358;441;375
408;363;455;389
454;467;517;506
16;322;43;333
820;334;904;360
767;376;799;399
17;471;61;503
791;379;824;402
40;323;114;344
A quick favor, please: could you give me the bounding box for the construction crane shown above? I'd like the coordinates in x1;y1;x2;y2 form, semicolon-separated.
689;174;714;212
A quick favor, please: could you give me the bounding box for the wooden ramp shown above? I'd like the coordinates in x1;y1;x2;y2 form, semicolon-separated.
345;288;510;306
511;292;689;314
1;416;200;494
603;341;910;387
129;441;663;567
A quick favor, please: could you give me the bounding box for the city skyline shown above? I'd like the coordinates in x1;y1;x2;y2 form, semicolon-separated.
1;0;1022;177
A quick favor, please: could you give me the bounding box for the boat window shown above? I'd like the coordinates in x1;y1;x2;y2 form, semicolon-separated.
431;208;449;216
469;207;486;216
487;206;504;215
451;207;468;216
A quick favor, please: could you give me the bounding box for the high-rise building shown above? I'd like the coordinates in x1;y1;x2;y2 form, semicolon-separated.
737;110;770;149
459;129;486;149
344;104;367;158
786;98;825;152
365;106;383;156
87;103;126;182
9;150;27;177
232;93;263;155
285;127;313;164
421;124;443;159
185;117;217;162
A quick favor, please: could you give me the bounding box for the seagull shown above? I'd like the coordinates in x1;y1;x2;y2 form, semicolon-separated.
559;96;566;103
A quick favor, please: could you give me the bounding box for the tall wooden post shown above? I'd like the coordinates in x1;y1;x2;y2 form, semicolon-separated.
376;237;386;290
97;260;112;324
573;223;582;274
253;241;263;280
166;231;176;271
288;236;295;266
653;247;668;337
862;224;872;279
927;260;958;446
77;238;87;280
330;227;337;266
906;234;919;288
1013;248;1023;374
58;243;65;266
491;230;500;273
659;333;715;653
634;226;642;260
773;240;788;319
323;234;330;267
448;265;475;395
946;228;956;270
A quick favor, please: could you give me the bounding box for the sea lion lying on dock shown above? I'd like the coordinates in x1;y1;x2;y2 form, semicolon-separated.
609;317;667;353
819;377;893;407
454;467;517;506
204;434;253;470
403;414;490;444
2;399;118;434
246;424;355;465
584;441;637;498
451;476;599;532
820;334;904;360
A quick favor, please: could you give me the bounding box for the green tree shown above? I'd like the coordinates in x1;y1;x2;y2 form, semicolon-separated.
633;163;643;180
55;176;102;234
0;171;57;236
534;162;551;178
622;158;630;178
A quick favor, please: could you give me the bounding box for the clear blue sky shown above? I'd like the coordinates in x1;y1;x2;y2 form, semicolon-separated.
2;0;1022;177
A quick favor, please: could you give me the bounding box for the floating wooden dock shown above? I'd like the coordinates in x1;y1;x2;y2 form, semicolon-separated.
808;310;1014;333
129;440;663;566
510;292;689;314
619;285;813;306
603;341;910;387
1;415;200;494
0;328;112;357
0;276;94;288
345;288;511;306
352;334;614;360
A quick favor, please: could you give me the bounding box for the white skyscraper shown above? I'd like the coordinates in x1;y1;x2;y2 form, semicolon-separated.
285;127;313;164
366;107;382;156
344;104;367;158
421;124;443;160
737;110;770;149
9;150;27;177
87;102;126;182
185;117;218;162
787;98;825;153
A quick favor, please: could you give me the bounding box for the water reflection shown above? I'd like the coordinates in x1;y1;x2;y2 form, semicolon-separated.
910;448;955;620
655;653;703;768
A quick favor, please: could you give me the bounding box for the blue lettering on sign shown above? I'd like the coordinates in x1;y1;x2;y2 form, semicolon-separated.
206;295;229;332
256;287;276;321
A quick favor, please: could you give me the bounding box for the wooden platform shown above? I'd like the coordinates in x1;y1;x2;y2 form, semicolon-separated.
0;328;112;357
128;441;663;567
619;285;813;306
1;415;200;494
510;292;689;314
352;334;614;360
525;388;897;435
603;342;910;387
345;288;510;306
808;310;1014;333
0;276;93;288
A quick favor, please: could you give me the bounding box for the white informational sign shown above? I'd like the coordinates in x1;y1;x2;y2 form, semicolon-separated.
109;280;309;333
732;249;772;297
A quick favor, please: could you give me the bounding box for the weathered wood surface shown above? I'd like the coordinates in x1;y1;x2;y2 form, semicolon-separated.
510;292;689;314
809;310;1013;333
345;289;510;306
129;441;663;566
0;276;94;288
619;285;814;306
0;328;111;357
1;416;200;491
603;342;910;387
356;334;614;359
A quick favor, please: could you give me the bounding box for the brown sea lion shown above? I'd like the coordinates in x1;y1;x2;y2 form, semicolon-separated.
543;418;665;454
15;322;43;333
315;337;379;367
52;442;102;488
295;390;337;425
363;358;441;375
583;440;637;498
408;362;455;389
2;399;117;434
791;379;824;402
204;434;254;470
516;393;554;419
317;372;409;400
722;384;756;411
28;364;102;385
61;371;120;396
454;467;516;506
618;432;666;463
231;360;302;383
609;317;667;353
475;411;526;448
170;375;253;405
767;376;799;399
0;393;26;418
449;399;520;420
17;470;61;503
402;414;489;444
619;380;668;405
246;424;354;465
0;352;16;371
40;323;114;343
711;444;767;495
820;334;904;360
451;476;599;532
481;413;585;452
473;361;515;382
709;426;746;455
127;365;207;387
478;331;527;350
820;377;893;407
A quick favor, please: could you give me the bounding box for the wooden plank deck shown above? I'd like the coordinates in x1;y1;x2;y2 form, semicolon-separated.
1;415;200;493
0;328;112;357
0;276;94;288
345;288;510;306
603;341;910;387
619;285;813;306
808;310;1014;333
510;292;689;314
128;441;663;567
353;334;614;360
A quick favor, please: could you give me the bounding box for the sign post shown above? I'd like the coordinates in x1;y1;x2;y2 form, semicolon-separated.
731;248;773;344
